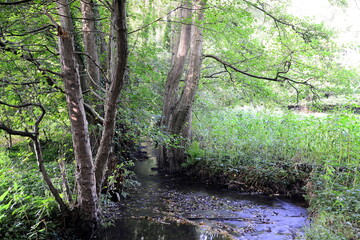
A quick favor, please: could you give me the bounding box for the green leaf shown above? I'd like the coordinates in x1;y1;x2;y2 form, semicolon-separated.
0;189;10;202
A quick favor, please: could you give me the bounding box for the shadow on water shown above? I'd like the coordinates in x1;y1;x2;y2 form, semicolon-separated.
102;218;228;240
100;141;308;240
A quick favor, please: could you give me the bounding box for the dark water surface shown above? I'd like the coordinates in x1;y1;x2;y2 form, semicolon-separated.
100;142;308;240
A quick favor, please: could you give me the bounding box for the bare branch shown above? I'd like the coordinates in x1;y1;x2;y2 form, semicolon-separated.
0;79;40;86
75;51;109;83
6;25;55;37
204;54;284;82
202;70;227;78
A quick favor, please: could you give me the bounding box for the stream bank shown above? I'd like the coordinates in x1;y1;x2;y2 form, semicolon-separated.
182;159;312;198
99;141;308;239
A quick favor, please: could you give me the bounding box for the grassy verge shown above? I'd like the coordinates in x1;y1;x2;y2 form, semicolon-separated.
185;107;360;239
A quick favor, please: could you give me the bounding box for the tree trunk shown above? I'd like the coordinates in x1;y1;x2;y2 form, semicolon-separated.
33;138;69;215
160;1;192;128
80;0;101;91
159;0;205;173
94;0;128;196
57;0;98;231
80;0;103;157
159;1;192;171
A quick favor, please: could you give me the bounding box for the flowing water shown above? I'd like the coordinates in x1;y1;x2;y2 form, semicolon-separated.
100;142;308;240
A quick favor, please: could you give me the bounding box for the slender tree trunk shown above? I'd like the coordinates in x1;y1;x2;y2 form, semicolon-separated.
57;0;98;230
80;0;103;157
33;138;69;215
94;0;128;196
160;0;205;173
0;120;69;216
80;0;101;90
168;0;204;134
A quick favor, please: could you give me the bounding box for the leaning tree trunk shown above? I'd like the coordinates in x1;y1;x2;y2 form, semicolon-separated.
94;0;128;196
57;0;98;231
160;0;205;173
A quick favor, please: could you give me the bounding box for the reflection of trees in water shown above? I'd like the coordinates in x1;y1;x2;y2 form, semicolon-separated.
103;218;203;240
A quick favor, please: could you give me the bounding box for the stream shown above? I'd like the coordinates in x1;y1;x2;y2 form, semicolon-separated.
100;142;308;240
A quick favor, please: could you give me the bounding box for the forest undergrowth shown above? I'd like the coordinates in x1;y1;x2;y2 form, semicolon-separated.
0;138;74;239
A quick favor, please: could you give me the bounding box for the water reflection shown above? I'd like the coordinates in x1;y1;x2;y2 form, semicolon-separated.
101;218;230;240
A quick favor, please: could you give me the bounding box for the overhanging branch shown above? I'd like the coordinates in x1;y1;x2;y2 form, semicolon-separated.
0;101;46;135
0;122;35;139
0;100;69;214
203;54;314;86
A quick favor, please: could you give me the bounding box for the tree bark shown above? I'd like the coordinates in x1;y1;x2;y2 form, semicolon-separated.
161;1;192;128
80;0;101;90
160;0;205;173
94;0;128;196
158;1;192;171
57;0;98;229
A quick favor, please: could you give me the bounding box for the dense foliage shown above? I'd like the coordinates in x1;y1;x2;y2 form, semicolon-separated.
187;107;360;239
0;140;72;239
0;0;359;239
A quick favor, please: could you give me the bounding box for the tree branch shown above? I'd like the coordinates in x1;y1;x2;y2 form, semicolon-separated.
202;70;227;78
83;102;104;125
203;54;314;87
0;79;40;86
129;6;182;34
0;0;32;5
0;39;64;92
204;54;284;82
6;25;55;37
243;0;317;43
0;101;46;135
0;122;35;139
75;51;109;83
0;100;69;215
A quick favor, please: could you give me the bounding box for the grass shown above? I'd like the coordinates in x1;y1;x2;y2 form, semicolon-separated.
0;137;76;240
187;107;360;239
